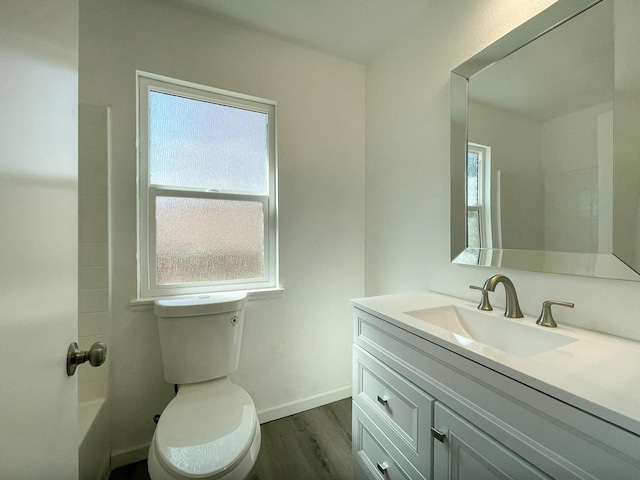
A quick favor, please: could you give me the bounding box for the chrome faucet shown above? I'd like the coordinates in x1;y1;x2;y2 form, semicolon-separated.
483;274;523;318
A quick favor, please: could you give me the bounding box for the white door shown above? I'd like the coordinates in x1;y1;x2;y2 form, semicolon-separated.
0;1;79;478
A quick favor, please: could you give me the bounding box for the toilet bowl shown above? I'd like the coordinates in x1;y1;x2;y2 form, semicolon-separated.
148;379;261;480
147;292;260;480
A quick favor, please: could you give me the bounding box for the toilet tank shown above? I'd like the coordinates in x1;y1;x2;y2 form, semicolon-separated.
154;292;247;385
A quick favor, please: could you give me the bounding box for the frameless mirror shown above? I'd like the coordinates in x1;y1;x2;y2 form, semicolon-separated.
451;0;640;281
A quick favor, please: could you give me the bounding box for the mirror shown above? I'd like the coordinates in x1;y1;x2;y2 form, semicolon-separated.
451;0;640;281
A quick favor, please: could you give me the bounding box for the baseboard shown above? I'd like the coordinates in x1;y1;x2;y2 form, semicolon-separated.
256;384;352;424
110;443;150;471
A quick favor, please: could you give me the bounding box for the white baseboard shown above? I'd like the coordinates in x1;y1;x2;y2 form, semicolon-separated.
256;384;352;424
110;443;150;471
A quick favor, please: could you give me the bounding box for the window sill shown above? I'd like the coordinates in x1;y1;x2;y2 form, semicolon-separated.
130;286;285;309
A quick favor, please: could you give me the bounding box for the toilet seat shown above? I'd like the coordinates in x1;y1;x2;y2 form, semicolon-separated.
154;379;258;479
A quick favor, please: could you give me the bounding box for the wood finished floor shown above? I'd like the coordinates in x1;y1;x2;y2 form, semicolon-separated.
109;397;353;480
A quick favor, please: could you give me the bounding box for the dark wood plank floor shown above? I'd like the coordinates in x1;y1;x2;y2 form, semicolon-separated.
109;397;353;480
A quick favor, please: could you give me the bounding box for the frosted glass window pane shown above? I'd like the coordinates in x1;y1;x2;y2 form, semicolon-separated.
468;210;481;248
467;151;480;206
155;196;264;285
149;91;268;192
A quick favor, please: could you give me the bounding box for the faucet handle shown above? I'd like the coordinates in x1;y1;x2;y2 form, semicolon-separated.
469;285;493;311
536;300;574;328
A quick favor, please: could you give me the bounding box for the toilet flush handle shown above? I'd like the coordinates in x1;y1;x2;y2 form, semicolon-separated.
66;341;107;376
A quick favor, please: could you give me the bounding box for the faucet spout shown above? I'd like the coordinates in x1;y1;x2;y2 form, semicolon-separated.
483;274;523;318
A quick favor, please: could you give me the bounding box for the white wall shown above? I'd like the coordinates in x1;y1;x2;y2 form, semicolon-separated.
79;0;365;462
365;0;640;341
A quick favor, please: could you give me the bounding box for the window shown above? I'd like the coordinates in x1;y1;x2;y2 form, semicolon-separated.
467;143;492;249
137;72;278;298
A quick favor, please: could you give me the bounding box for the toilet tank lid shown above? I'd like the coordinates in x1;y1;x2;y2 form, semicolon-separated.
155;292;247;317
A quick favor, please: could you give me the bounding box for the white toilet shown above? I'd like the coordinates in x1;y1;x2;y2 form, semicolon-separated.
147;292;261;480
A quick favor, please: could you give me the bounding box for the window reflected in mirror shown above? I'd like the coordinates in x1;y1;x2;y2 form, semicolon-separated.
466;143;491;250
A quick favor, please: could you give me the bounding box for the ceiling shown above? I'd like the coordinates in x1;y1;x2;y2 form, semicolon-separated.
164;0;431;64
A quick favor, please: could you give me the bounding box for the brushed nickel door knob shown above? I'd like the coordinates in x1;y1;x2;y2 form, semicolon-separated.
66;341;107;376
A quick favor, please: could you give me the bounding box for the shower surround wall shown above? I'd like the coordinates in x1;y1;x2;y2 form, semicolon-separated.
540;102;613;254
78;103;110;404
78;103;111;479
79;0;365;465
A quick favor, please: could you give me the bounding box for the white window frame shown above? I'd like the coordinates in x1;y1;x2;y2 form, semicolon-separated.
467;142;492;249
136;71;278;299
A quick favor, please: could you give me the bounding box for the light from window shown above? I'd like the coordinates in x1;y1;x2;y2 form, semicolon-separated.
137;72;278;298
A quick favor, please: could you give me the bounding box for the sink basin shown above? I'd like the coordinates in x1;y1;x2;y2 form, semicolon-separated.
404;305;576;357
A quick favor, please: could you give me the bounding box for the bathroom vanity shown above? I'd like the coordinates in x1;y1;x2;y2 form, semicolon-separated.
351;292;640;480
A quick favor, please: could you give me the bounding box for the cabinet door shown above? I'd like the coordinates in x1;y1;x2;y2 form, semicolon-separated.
433;404;552;480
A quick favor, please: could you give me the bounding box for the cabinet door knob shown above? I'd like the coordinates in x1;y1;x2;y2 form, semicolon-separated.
431;427;445;443
376;461;388;474
377;395;389;406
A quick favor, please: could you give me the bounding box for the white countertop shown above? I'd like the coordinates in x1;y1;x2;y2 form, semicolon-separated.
352;291;640;437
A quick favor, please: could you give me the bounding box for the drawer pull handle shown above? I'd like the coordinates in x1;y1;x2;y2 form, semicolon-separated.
377;395;389;406
431;427;445;443
376;461;388;474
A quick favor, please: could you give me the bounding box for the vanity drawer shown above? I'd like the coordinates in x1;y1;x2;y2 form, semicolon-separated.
354;309;419;366
353;402;426;480
353;345;433;475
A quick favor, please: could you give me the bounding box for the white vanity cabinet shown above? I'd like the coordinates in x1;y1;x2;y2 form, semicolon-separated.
352;304;640;480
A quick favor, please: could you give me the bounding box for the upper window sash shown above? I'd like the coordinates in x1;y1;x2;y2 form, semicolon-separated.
138;73;276;196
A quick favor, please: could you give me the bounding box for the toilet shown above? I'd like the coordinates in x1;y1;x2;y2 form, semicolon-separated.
147;292;261;480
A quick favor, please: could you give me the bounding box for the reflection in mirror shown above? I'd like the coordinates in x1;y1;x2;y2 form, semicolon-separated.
450;0;640;281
